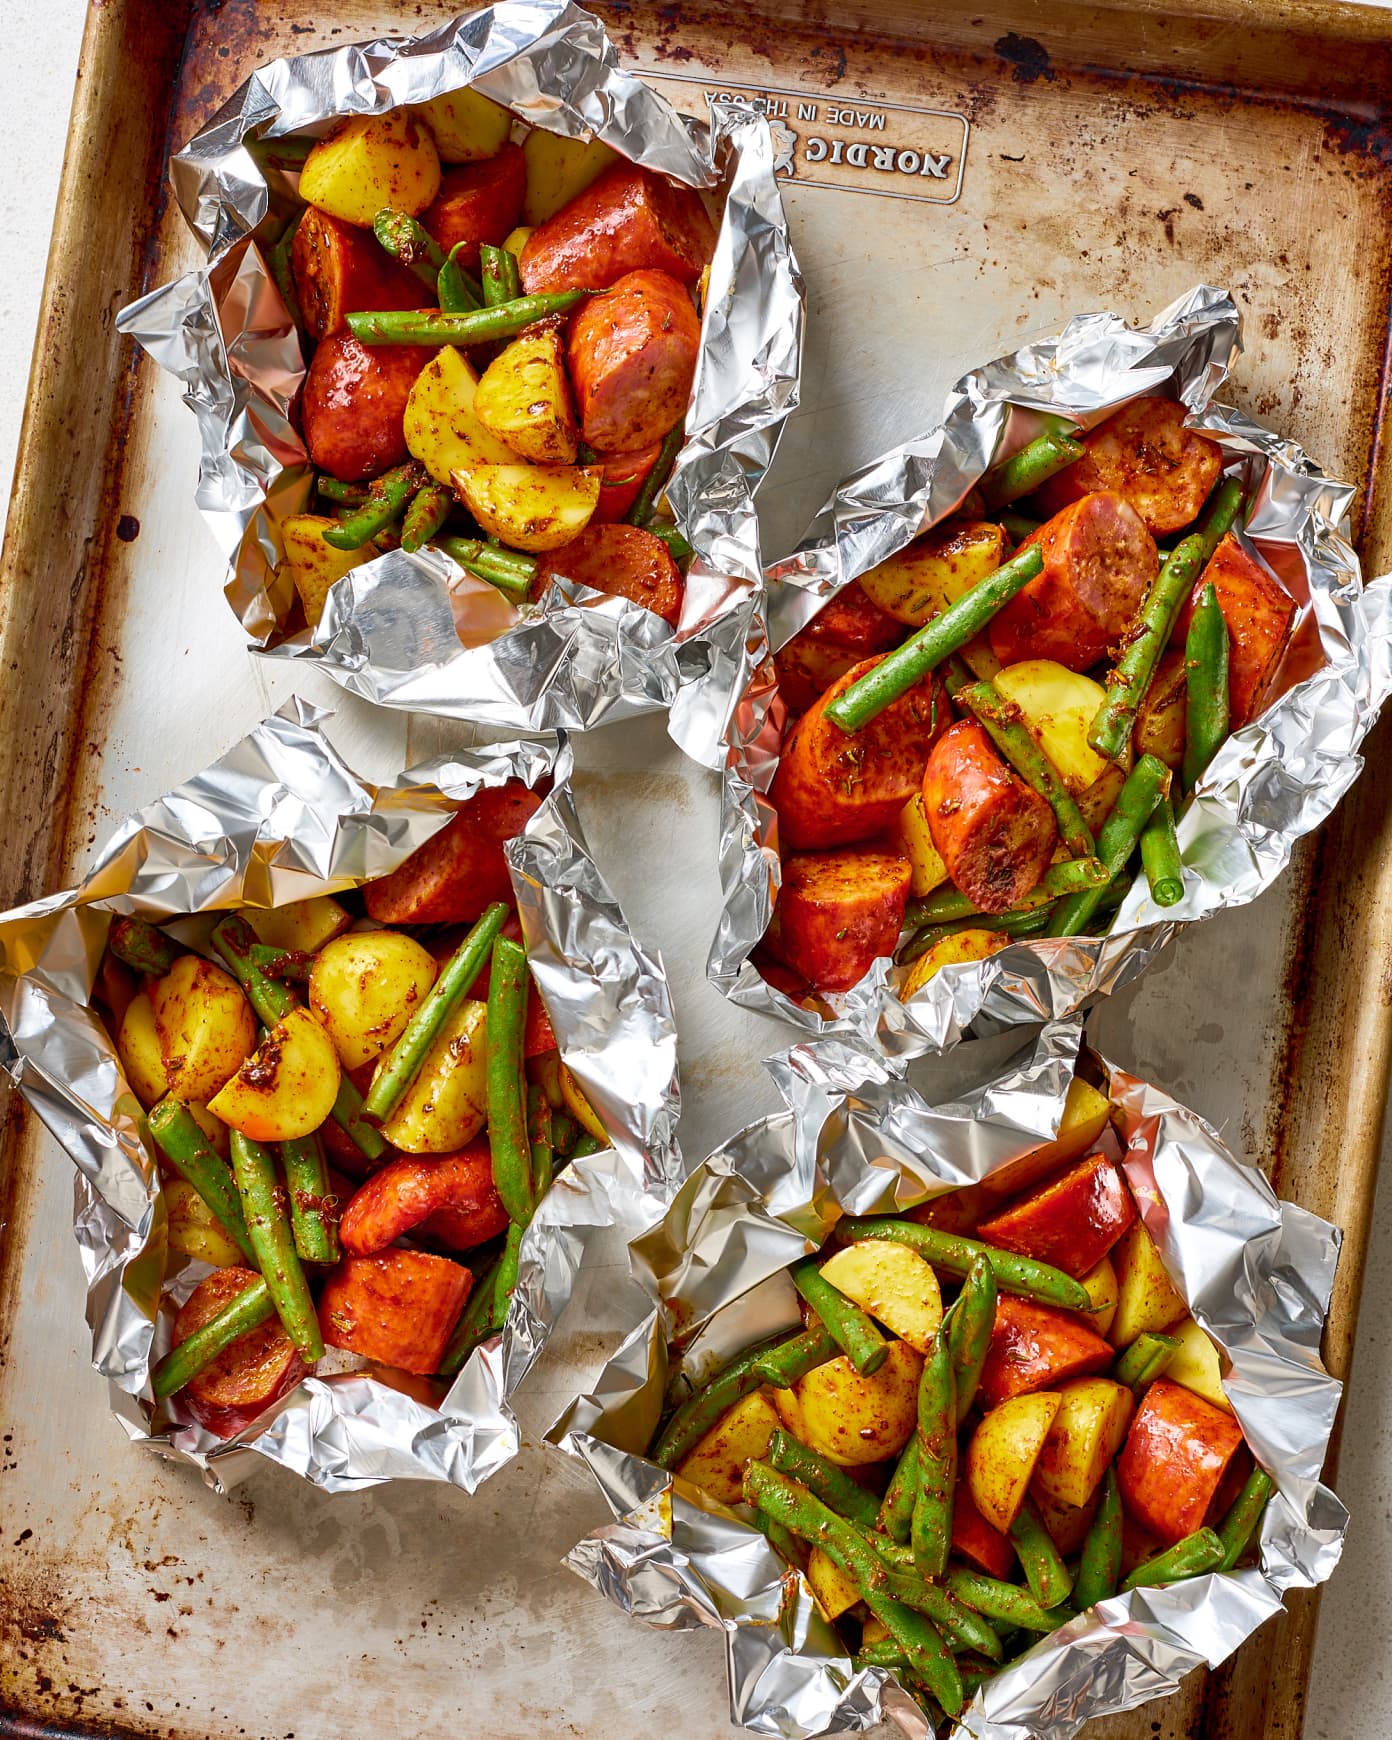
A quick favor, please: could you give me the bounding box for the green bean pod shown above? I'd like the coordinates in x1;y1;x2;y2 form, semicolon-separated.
479;242;523;307
1074;1466;1124;1608
903;856;1106;931
1139;794;1185;907
944;1569;1074;1634
316;475;369;506
1183;580;1232;790
623;422;685;529
879;1437;920;1544
749;1325;839;1388
791;1258;888;1374
493;1220;524;1320
322;462;426;552
346;291;594;348
897;906;1053;969
437;1254;504;1376
836;1218;1091;1310
979;428;1086;511
1193;476;1245;561
1088;535;1207;761
1046;753;1172;937
108;915;180;977
1216;1466;1276;1572
248;943;313;982
484;935;536;1227
1112;1330;1180;1392
958;680;1095;859
1121;1526;1226;1591
527;1081;554;1203
229;1133;323;1362
151;1276;275;1400
911;1321;957;1577
947;1253;997;1423
437;240;483;312
400;481;455;553
766;1428;882;1528
147;1098;256;1266
279;1132;340;1265
372;208;446;289
652;1344;774;1469
1009;1498;1074;1608
267;211;305;331
570;1131;608;1158
436;535;536;602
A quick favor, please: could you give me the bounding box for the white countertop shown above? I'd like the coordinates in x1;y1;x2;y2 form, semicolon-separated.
2;6;1389;1738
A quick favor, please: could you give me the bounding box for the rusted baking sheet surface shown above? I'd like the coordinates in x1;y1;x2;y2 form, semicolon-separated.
4;2;1392;1738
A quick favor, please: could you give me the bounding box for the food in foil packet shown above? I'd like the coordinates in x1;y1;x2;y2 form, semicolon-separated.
558;1026;1344;1739
117;5;803;739
714;286;1392;1054
0;704;681;1492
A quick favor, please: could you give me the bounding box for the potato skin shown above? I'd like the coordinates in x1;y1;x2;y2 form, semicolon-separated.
339;1143;508;1256
404;345;517;485
165;1179;243;1268
771;657;946;849
1175;532;1296;726
375;998;488;1155
520;161;716;294
775;582;903;714
302;331;436;482
319;1249;472;1375
922;720;1057;914
281;513;370;629
421;144;527;272
536;523;684;626
988;492;1158;671
859;519;1007;628
976;1153;1138;1279
174;1267;307;1438
900;926;1011;999
775;848;911;993
1036;396;1223;536
976;1294;1113;1409
473;328;579;464
521;133;619;226
290;207;423;341
309;930;438;1070
412;88;512;164
364;780;542;925
118;991;170;1108
206;1007;341;1143
1116;1376;1245;1545
150;956;258;1105
567;269;701;453
299;111;442;226
776;1339;922;1465
455;462;601;552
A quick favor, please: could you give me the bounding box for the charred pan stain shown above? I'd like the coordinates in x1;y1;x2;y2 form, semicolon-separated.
114;515;140;543
1184;191;1205;210
994;34;1055;85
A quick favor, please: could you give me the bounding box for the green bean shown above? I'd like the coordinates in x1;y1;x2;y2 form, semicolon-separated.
437;534;536;602
1112;1330;1180;1392
437;1254;504;1376
856;1639;912;1671
229;1133;323;1362
1088;535;1207;760
624;422;685;529
316;475;369;506
571;1132;607;1158
868;1546;1004;1659
400;481;455;553
652;1343;777;1468
767;1428;882;1528
945;1569;1074;1634
151;1275;275;1400
279;1132;339;1265
1046;754;1172;937
248;943;313;982
879;1438;919;1544
1009;1498;1073;1608
437;240;483;312
550;1108;579;1157
979;429;1086;512
911;1321;956;1577
947;1253;997;1424
527;1081;554;1202
147;1098;256;1265
824;544;1045;733
1121;1526;1225;1591
1193;476;1245;562
903;858;1106;933
248;133;315;172
791;1258;888;1375
1140;794;1185;907
1183;580;1231;790
484;935;535;1227
329;1073;389;1166
321;462;426;551
493;1220;524;1320
999;510;1042;543
749;1507;808;1570
1074;1467;1123;1608
1216;1466;1276;1572
372;208;446;290
267;211;304;331
346;292;595;348
958;681;1096;858
748;1325;839;1389
897;907;1052;969
837;1218;1091;1310
479;242;522;307
648;525;694;564
362;903;510;1124
108;916;180;978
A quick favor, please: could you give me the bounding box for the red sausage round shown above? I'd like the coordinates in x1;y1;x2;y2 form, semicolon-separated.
420;143;527;272
1172;532;1296;726
567;269;700;454
363;780;542;924
775;848;911;992
1116;1377;1245;1545
173;1266;307;1439
519;162;716;295
1036;396;1224;536
988;491;1158;671
923;720;1057;913
339;1144;509;1257
318;1250;471;1376
291;207;424;341
590;440;664;524
301;329;435;482
536;523;684;625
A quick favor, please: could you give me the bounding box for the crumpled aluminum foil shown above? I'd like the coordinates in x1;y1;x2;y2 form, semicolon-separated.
0;699;681;1493
711;284;1392;1055
556;1020;1345;1740
115;3;802;749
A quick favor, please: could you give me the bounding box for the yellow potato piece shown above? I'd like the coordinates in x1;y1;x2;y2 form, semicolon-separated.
818;1241;943;1354
959;631;1004;682
894;792;950;898
522;131;618;225
208;1007;341;1143
1164;1315;1232;1413
967;1391;1061;1532
807;1549;860;1620
979;1075;1113;1201
164;1179;243;1268
280;515;370;629
503;225;533;258
1028;1483;1098;1558
561;1062;609;1145
309;931;438;1070
677;1390;780;1506
151;956;258;1105
187;1101;231;1161
405;344;517;486
1078;1255;1119;1340
901;928;1009;999
411;88;511;163
376;998;488;1154
993;660;1110;796
1032;1378;1134;1509
299;110;441;226
776;1340;921;1467
454;462;601;552
858;519;1007;627
1109;1222;1188;1348
1078;762;1127;834
473;330;579;464
246;896;351;956
118;992;170;1109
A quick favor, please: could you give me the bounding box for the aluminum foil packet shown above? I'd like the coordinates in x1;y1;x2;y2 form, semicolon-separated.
711;284;1392;1055
0;700;681;1493
556;1021;1345;1740
115;2;802;746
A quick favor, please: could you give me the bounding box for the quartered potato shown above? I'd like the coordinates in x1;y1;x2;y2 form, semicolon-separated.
1077;1254;1119;1339
677;1389;780;1506
453;462;601;552
376;997;488;1154
807;1549;860;1620
164;1179;243;1268
857;519;1006;627
819;1240;943;1353
404;345;517;486
966;1390;1061;1531
560;1062;608;1144
309;930;438;1069
978;1075;1112;1201
1109;1222;1188;1347
411;88;512;163
299;111;441;226
473;329;580;464
901;927;1009;998
245;895;352;956
893;792;951;898
280;515;370;629
773;1339;921;1466
992;660;1110;796
522;131;619;225
1164;1315;1231;1413
208;1007;341;1142
151;956;258;1104
1031;1378;1134;1509
118;991;169;1108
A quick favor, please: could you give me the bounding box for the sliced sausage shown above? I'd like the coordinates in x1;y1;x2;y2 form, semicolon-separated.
291;207;424;341
988;491;1158;671
976;1295;1112;1408
535;522;684;625
1134;645;1187;769
1173;532;1296;726
363;780;542;924
590;439;664;524
567;269;700;454
420;143;527;272
774;582;904;714
1116;1377;1246;1545
976;1153;1137;1278
339;1144;508;1256
319;1250;472;1375
774;848;911;992
1036;396;1224;535
525;987;557;1058
922;720;1057;913
301;329;435;481
771;657;946;849
519;161;716;295
173;1266;307;1439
